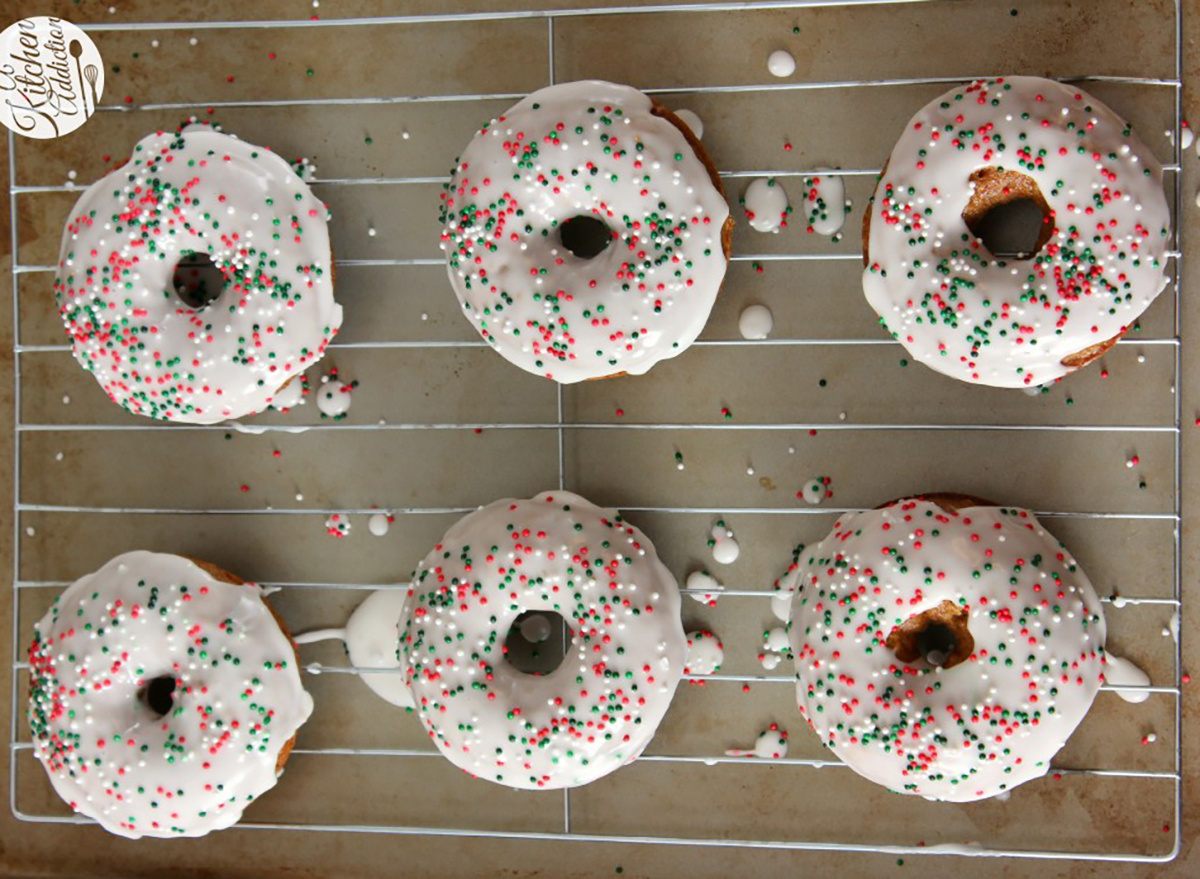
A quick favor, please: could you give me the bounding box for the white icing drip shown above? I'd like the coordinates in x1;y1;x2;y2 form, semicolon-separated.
801;478;825;505
738;304;774;340
54;125;342;422
1104;653;1151;703
710;523;740;564
343;588;415;710
293;627;345;644
684;630;724;675
674;109;704;140
789;499;1107;801
316;377;351;418
743;178;789;233
440;81;729;383
519;614;554;643
324;513;351;538
726;725;788;758
767;50;796;78
760;652;783;670
863;77;1170;388
268;377;304;411
686;570;724;605
27;552;313;838
770;591;792;622
367;512;392;537
399;491;685;789
764;626;790;654
803;170;848;236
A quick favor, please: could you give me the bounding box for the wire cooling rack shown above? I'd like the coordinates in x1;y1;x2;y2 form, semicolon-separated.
6;0;1185;863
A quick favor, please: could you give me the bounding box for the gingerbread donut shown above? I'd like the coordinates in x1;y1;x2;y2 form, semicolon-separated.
785;494;1108;801
53;122;342;422
862;77;1170;387
439;81;732;382
27;551;313;837
399;490;686;789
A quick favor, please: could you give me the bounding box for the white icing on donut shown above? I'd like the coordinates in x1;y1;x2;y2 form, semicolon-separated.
440;81;730;383
54;123;342;422
400;490;686;789
343;588;415;710
864;77;1170;388
268;377;304;411
683;630;724;676
27;551;313;838
743;177;790;233
738;304;774;340
788;498;1107;801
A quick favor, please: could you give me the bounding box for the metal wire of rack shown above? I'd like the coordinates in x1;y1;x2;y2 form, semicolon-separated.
5;0;1185;864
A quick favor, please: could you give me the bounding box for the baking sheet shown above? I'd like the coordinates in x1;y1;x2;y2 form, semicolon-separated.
2;0;1194;874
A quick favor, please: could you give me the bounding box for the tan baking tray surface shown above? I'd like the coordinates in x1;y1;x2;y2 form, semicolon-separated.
1;0;1197;877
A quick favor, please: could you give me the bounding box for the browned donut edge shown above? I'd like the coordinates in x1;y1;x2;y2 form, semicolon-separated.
874;492;999;515
584;99;734;382
184;557;301;773
861;164;1123;372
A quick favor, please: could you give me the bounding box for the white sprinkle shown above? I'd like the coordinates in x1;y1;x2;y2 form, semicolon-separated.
61;395;70;405
367;226;377;237
421;313;429;321
402;131;410;140
150;39;160;48
67;170;77;180
25;527;35;537
296;493;304;502
54;451;64;462
1137;354;1146;363
767;50;796;78
1145;732;1158;743
189;37;199;46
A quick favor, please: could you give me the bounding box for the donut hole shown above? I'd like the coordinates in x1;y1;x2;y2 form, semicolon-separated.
505;611;572;675
141;675;178;717
963;167;1054;260
172;251;225;309
885;599;975;670
559;215;613;260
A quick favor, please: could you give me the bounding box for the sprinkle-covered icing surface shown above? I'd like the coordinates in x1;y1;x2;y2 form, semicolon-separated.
54;122;342;423
863;77;1170;388
788;498;1107;802
400;490;686;789
27;551;313;838
439;81;730;383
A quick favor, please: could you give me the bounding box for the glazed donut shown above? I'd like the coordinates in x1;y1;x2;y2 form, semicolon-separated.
785;495;1108;802
27;551;313;837
439;80;732;383
399;490;686;789
54;122;342;423
862;77;1170;387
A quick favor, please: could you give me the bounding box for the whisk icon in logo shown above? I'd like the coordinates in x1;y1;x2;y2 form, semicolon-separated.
0;16;104;139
